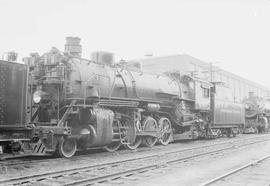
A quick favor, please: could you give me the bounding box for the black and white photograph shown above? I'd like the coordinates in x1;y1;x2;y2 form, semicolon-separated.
1;0;270;185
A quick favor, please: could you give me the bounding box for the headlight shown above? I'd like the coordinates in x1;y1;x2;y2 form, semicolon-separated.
245;103;252;110
33;91;42;103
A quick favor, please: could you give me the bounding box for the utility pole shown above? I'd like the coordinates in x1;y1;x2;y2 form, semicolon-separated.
209;62;213;83
209;62;215;128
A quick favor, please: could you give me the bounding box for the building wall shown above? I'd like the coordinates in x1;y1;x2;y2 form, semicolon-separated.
136;54;270;103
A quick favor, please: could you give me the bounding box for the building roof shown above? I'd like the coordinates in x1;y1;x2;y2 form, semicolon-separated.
133;54;269;91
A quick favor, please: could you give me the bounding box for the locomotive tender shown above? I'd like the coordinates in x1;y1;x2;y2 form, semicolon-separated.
0;60;30;155
0;37;245;158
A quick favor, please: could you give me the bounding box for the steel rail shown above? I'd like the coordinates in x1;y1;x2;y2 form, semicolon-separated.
199;154;270;186
64;146;237;186
0;134;268;167
62;138;270;186
1;135;270;185
0;134;265;170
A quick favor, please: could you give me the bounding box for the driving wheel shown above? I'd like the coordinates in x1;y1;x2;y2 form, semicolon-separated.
142;116;158;148
158;117;172;146
104;119;122;152
103;141;122;152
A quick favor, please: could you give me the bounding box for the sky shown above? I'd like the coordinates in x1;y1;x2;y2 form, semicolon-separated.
0;0;270;87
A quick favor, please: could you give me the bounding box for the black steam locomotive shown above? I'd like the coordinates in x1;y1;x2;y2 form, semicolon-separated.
0;37;246;158
243;92;270;133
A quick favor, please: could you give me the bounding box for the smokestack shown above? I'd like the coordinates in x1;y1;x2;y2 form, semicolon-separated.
65;37;82;57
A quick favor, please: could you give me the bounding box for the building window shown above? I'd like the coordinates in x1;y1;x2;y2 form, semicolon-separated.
203;88;210;98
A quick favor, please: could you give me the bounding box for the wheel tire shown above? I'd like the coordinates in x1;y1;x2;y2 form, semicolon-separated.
158;117;172;146
259;117;268;133
125;137;142;150
103;141;122;152
142;117;158;148
58;137;77;158
124;117;142;150
104;119;122;152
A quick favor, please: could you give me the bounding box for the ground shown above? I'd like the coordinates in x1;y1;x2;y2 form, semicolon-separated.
130;137;270;186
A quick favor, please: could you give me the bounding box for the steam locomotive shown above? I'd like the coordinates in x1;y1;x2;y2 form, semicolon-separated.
0;37;246;158
243;92;270;133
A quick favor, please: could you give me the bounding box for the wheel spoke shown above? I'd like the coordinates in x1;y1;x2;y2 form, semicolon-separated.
104;119;122;152
163;129;173;134
122;117;141;150
142;117;158;148
158;117;172;146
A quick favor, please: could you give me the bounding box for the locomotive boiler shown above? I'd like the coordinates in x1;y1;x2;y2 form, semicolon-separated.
243;92;270;133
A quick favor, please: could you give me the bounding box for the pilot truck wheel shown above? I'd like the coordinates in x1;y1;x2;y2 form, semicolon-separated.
58;136;77;158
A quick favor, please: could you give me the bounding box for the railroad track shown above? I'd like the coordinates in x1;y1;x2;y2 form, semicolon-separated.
200;154;270;186
1;134;270;186
0;134;267;168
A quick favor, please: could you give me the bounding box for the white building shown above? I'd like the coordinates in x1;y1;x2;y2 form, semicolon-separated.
130;54;270;102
